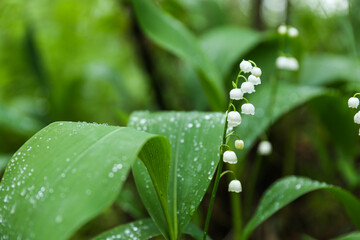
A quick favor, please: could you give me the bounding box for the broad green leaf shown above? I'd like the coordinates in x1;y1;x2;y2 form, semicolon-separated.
299;54;360;86
129;112;224;237
94;218;210;240
94;219;161;240
132;0;225;110
235;83;329;160
0;122;171;240
243;176;360;240
200;26;263;77
332;232;360;240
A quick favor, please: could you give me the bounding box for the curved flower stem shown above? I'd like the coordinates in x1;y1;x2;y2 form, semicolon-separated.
354;93;360;97
220;170;237;179
203;100;233;240
243;97;249;103
248;60;257;67
226;132;241;139
219;144;231;154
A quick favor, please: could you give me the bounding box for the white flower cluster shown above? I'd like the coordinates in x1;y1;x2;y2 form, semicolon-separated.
276;56;299;71
277;24;299;38
348;94;360;135
224;60;262;193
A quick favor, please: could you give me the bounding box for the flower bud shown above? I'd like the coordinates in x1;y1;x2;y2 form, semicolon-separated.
241;103;255;115
228;180;242;193
235;140;244;150
223;151;238;164
258;141;272;156
348;97;359;109
239;60;253;73
230;88;244;100
248;75;261;85
241;82;255;94
251;67;262;77
354;111;360;124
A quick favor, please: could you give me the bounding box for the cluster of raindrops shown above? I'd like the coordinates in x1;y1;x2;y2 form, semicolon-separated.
348;93;360;135
104;220;146;240
276;24;299;71
223;60;263;193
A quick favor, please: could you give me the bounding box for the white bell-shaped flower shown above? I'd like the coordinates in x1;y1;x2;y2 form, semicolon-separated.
248;75;261;85
239;60;253;73
241;82;255;94
223;150;238;164
228;180;242;193
348;97;359;109
276;56;299;71
241;103;255;115
235;140;244;150
354;111;360;124
258;140;272;156
278;24;287;35
276;56;288;69
288;27;299;38
287;57;299;71
251;67;262;77
230;88;244;100
227;111;241;127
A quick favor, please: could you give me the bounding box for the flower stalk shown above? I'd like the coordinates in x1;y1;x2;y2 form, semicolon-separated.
203;60;261;239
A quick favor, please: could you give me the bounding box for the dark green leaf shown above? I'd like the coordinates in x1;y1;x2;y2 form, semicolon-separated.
200;26;263;77
243;176;360;240
93;218;161;240
132;0;225;110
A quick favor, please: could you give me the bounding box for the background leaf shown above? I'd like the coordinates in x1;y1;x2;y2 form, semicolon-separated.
0;122;170;240
129;111;225;237
243;176;360;240
299;54;360;86
132;0;225;110
332;232;360;240
235;83;329;160
200;26;263;77
94;219;161;240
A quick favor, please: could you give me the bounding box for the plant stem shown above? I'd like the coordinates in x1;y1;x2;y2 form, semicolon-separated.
203;100;232;240
244;155;262;220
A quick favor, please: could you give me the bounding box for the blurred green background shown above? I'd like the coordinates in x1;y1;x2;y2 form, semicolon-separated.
1;0;360;239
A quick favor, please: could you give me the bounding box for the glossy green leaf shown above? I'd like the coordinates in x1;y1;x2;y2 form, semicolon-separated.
235;83;329;160
94;219;161;240
132;0;225;110
129;112;224;237
200;26;263;77
243;176;360;240
183;223;212;240
94;218;210;240
332;232;360;240
299;54;360;86
0;122;170;240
